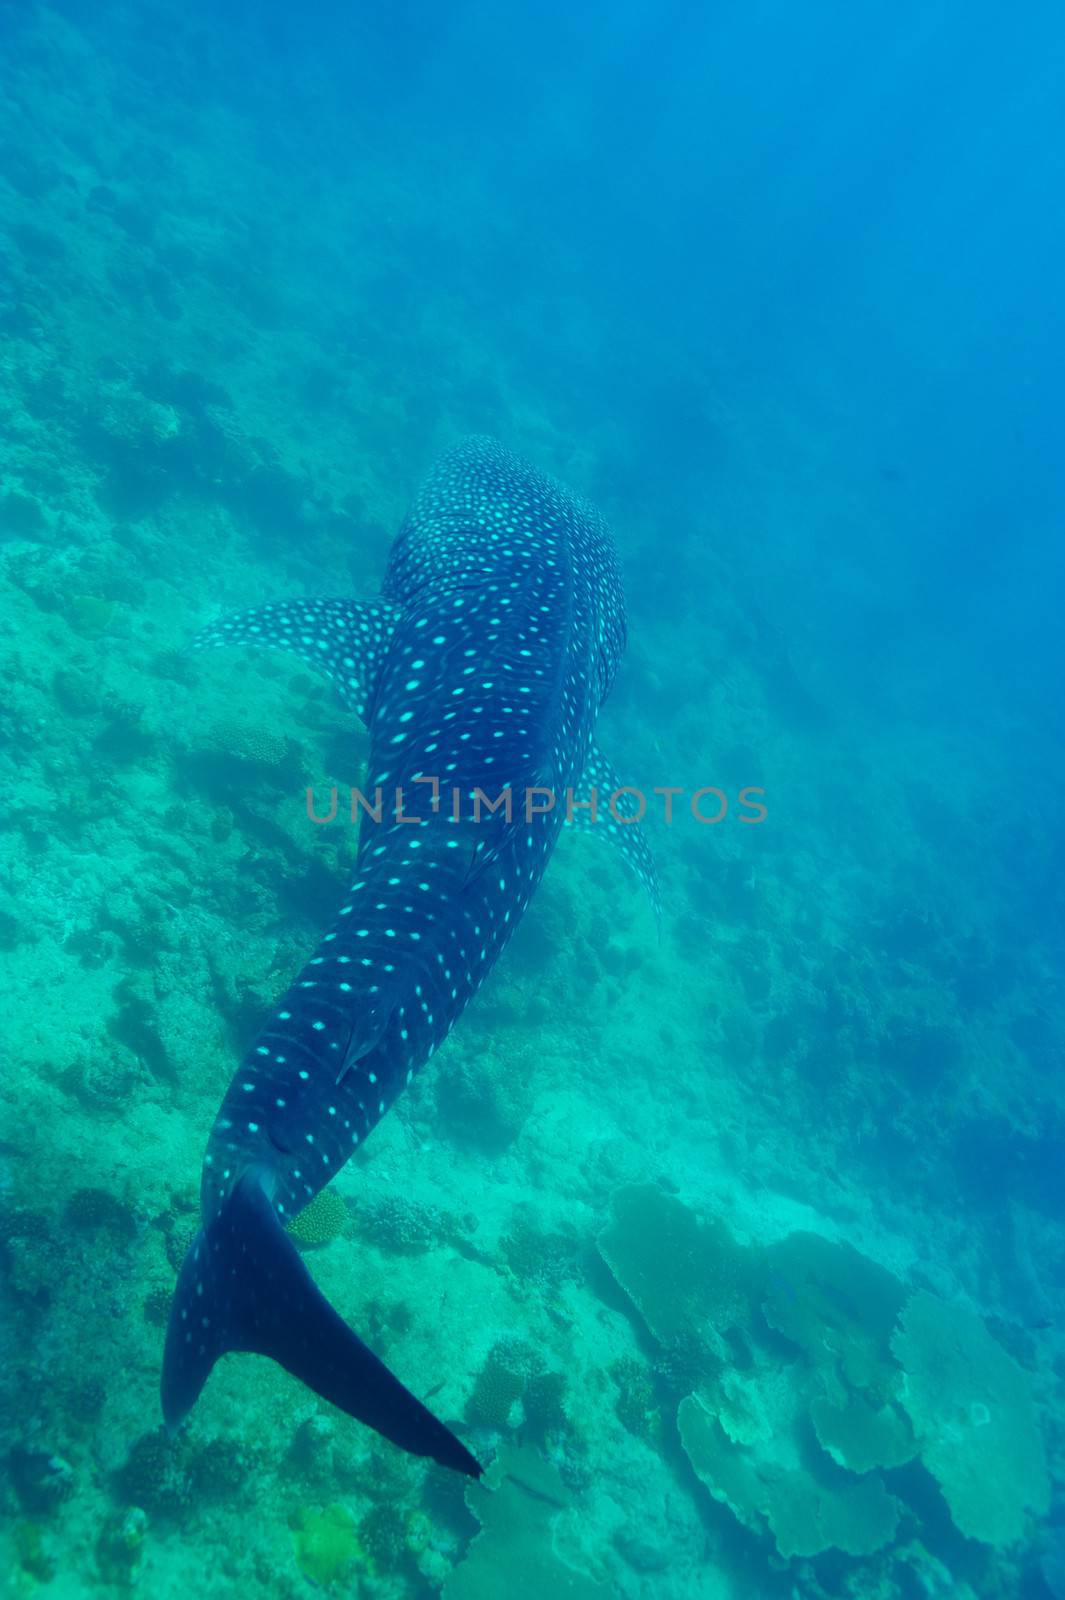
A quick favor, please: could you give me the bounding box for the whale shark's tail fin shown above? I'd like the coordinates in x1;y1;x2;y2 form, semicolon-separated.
161;1172;481;1478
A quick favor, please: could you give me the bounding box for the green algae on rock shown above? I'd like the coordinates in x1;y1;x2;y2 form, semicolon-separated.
291;1503;361;1588
14;1519;57;1584
67;593;118;635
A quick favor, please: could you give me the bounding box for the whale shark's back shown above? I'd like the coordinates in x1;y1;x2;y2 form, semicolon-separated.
383;435;627;711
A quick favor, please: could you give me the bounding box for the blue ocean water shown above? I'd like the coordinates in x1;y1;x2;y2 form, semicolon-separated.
1;0;1062;1595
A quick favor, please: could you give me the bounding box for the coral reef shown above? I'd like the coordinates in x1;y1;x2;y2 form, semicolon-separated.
597;1183;756;1346
285;1186;348;1248
203;719;292;770
609;1356;660;1442
358;1192;446;1254
465;1338;537;1431
521;1369;569;1440
9;1448;75;1515
434;1046;536;1149
65;1186;136;1240
443;1445;609;1600
809;1382;917;1474
114;1432;192;1519
599;1184;1051;1575
358;1501;413;1574
677;1387;902;1560
891;1289;1050;1545
762;1229;906;1392
96;1507;150;1587
500;1206;580;1293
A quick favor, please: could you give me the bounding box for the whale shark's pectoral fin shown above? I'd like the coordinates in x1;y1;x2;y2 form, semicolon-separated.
571;739;661;927
193;598;399;722
162;1172;481;1478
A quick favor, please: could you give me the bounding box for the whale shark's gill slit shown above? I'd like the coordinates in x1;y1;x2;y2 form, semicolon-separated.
163;1173;481;1478
267;1119;295;1155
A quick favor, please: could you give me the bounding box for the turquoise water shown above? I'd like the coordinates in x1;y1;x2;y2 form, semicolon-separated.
1;1;1062;1595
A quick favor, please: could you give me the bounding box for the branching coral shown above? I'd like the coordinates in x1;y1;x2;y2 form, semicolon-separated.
114;1431;191;1518
501;1208;578;1292
359;1192;442;1254
522;1369;568;1439
609;1356;659;1442
465;1338;538;1430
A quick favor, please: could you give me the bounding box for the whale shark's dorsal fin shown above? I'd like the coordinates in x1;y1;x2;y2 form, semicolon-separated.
194;597;399;723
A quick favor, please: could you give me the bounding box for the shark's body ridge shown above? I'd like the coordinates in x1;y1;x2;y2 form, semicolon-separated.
162;437;656;1474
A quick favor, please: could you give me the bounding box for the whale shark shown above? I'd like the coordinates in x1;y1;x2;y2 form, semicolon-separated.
162;436;658;1476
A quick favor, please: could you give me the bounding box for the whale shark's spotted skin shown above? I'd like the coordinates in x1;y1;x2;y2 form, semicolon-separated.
163;437;657;1474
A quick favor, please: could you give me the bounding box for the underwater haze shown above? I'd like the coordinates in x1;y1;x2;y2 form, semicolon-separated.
1;0;1063;1596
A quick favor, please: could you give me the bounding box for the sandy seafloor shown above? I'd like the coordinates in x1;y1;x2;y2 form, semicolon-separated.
1;3;1063;1598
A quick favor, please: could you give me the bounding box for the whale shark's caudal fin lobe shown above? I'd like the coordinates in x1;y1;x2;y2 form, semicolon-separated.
161;1174;482;1478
